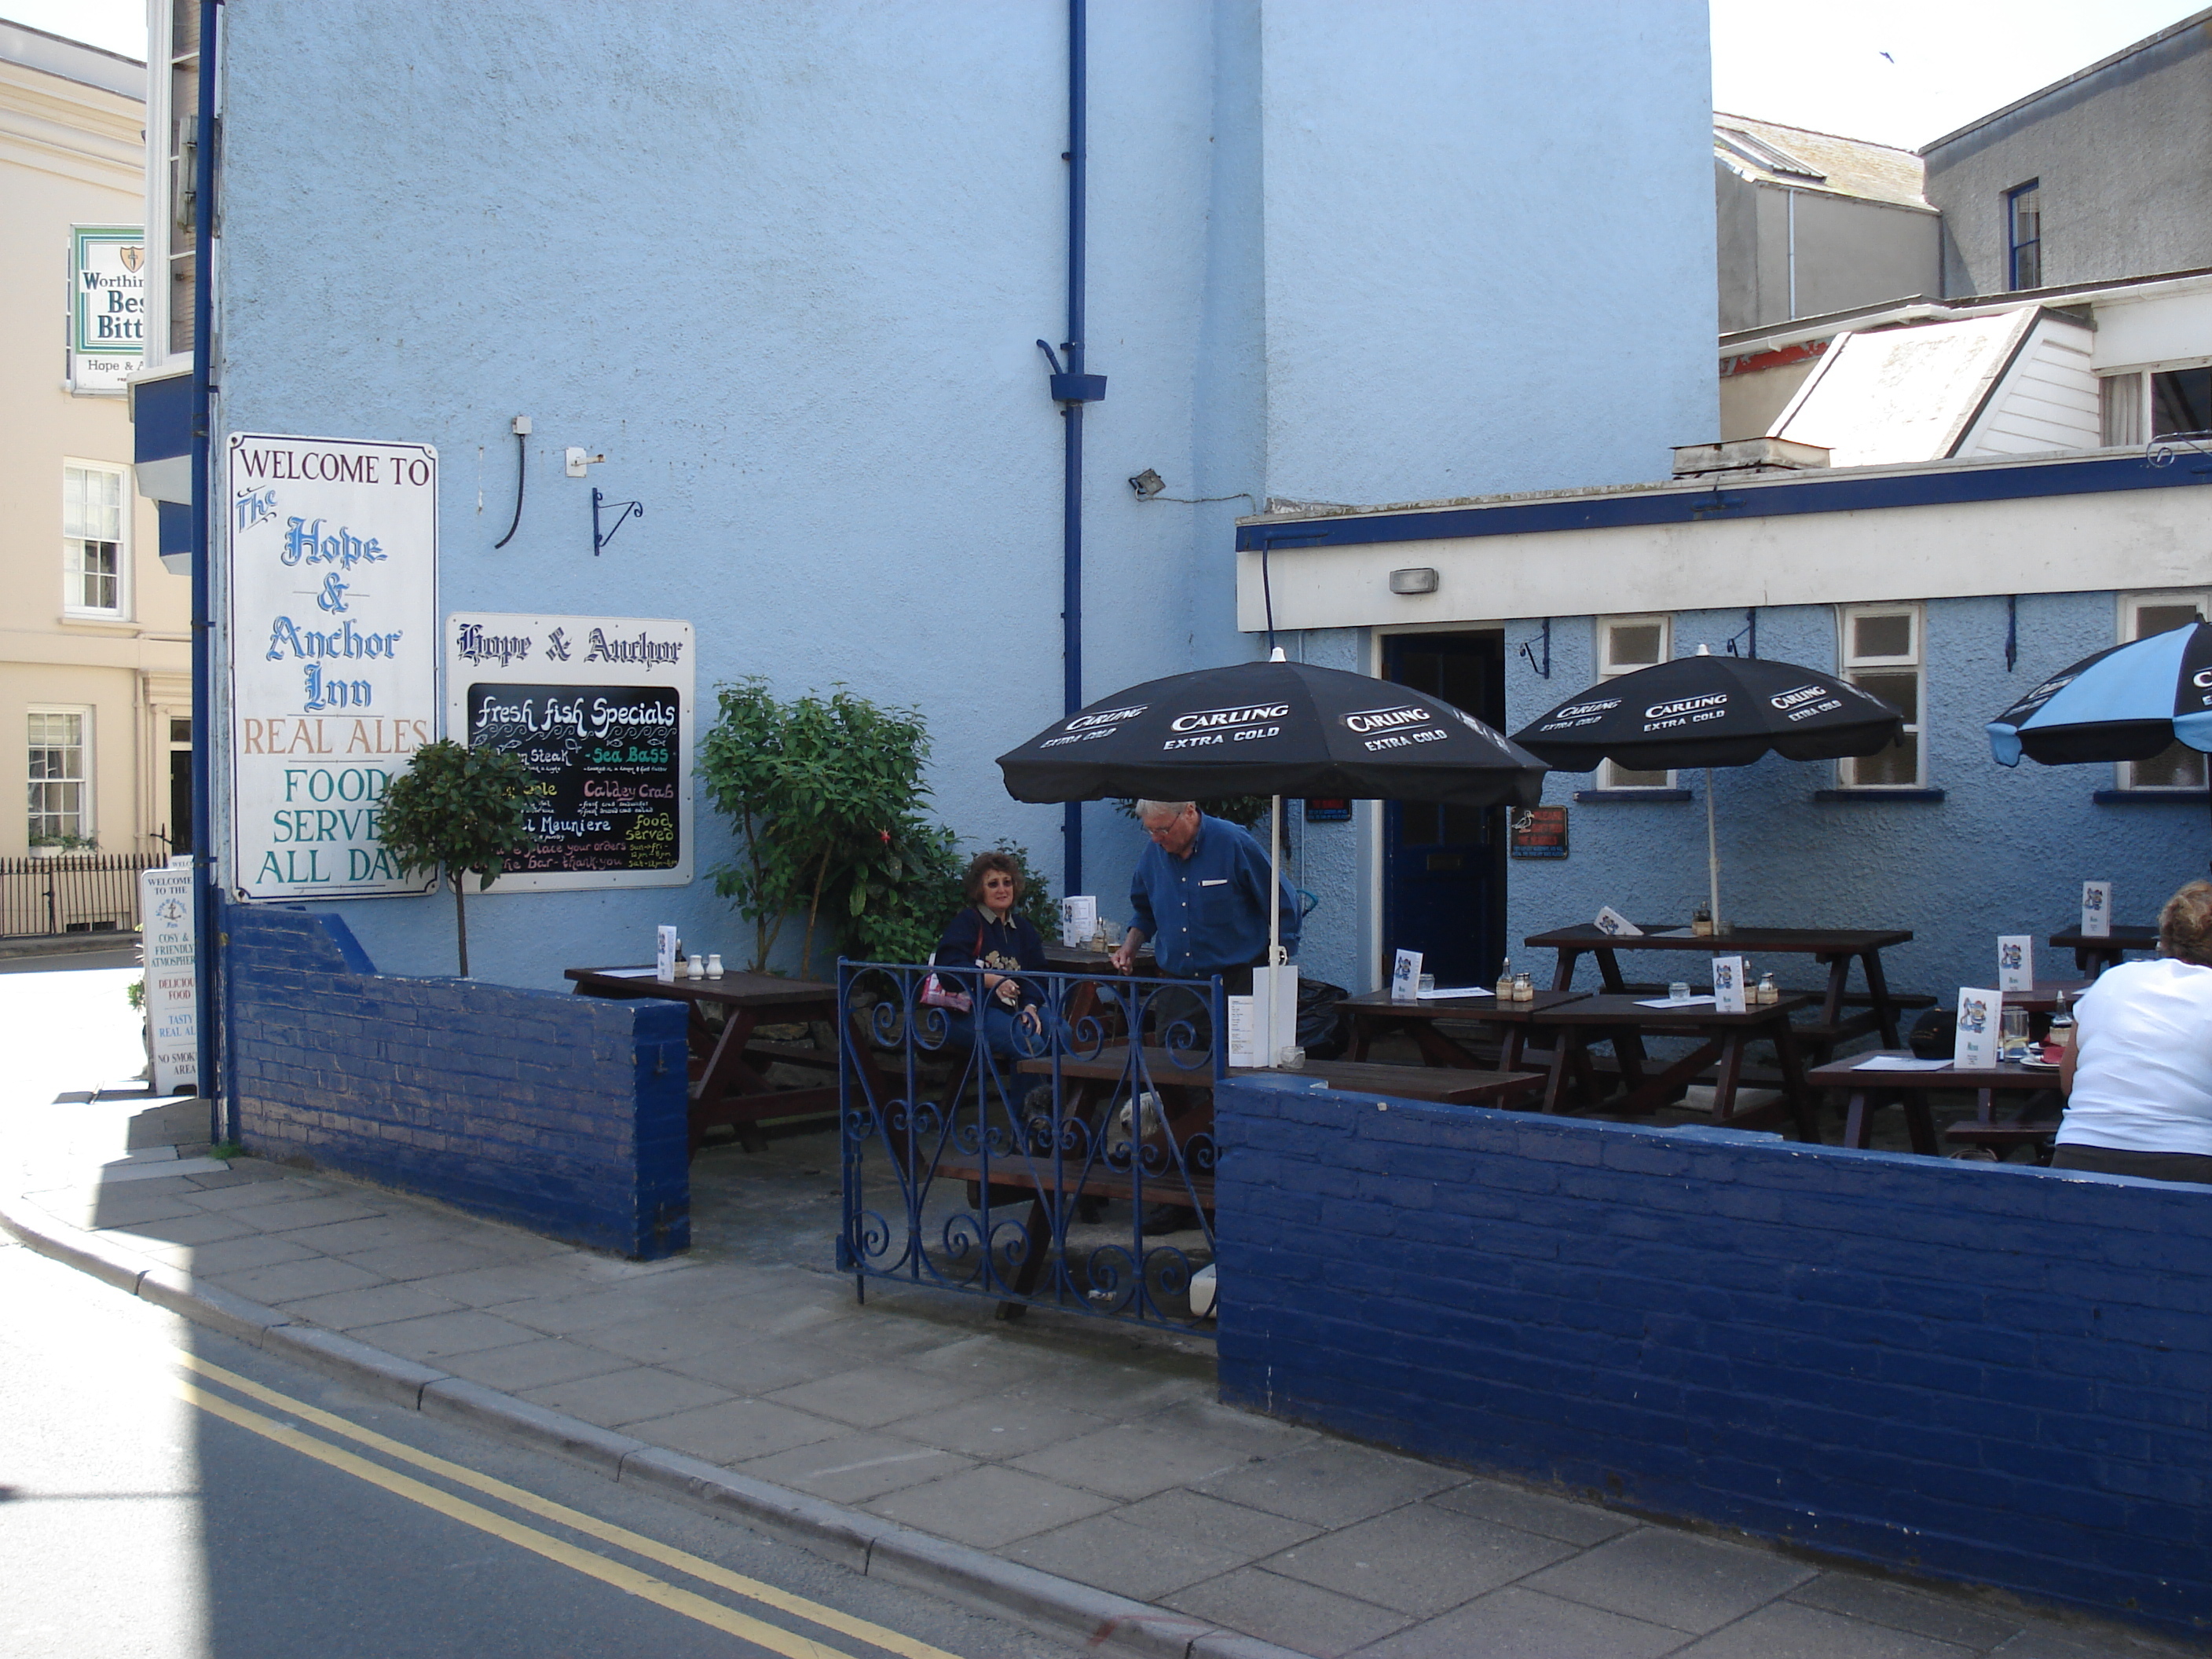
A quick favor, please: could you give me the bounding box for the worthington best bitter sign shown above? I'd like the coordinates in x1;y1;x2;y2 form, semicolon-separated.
225;433;439;900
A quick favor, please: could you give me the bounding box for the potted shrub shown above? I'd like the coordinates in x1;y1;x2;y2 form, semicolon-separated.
376;740;537;976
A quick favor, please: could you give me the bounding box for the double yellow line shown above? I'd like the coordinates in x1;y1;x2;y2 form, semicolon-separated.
172;1353;965;1659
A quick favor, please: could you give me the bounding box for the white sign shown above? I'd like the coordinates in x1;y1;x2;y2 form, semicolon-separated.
2081;881;2112;939
1954;987;1999;1069
1712;955;1747;1015
1060;895;1097;947
1595;906;1643;938
140;865;196;1093
1390;948;1423;1002
445;613;695;890
657;925;678;982
1998;935;2034;992
1226;994;1258;1068
70;225;145;394
225;434;440;901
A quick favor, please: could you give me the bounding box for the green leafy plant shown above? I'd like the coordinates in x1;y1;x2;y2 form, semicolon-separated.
209;1140;245;1163
699;681;1048;974
376;739;537;976
125;976;145;1011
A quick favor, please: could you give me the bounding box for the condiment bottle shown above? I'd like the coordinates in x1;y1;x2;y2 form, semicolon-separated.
2046;991;2075;1060
1512;972;1535;1003
687;951;705;980
705;954;724;979
1691;903;1713;938
1756;972;1778;1006
1495;956;1515;1000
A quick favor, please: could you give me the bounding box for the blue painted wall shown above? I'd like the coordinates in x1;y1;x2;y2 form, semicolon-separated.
1214;1077;2212;1639
210;1;1717;989
227;906;692;1258
1493;593;2210;1004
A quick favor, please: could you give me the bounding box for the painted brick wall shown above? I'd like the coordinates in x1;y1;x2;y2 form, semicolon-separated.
1213;1079;2212;1639
227;906;692;1258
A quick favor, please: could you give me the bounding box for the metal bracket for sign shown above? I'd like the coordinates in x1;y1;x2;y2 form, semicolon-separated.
1517;617;1551;679
2146;430;2212;471
591;488;643;555
1723;608;1757;659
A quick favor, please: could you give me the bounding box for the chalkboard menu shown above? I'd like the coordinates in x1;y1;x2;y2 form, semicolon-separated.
464;683;682;875
444;613;694;892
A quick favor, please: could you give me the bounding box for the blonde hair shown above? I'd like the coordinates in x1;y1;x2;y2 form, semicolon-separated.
2159;880;2212;966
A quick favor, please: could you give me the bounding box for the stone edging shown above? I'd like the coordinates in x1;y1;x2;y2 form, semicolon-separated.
0;1192;1304;1659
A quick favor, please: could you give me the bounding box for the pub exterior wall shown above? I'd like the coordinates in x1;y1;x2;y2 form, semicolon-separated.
206;0;1716;986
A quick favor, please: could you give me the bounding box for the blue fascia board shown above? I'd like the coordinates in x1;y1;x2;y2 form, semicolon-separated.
130;365;194;463
1236;454;2212;552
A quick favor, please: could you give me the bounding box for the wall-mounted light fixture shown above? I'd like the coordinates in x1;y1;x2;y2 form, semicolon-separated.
1389;567;1440;595
1128;468;1165;500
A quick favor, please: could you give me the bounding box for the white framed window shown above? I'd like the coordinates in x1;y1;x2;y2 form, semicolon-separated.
1837;604;1924;788
63;461;129;618
2119;591;2209;790
27;709;93;847
1595;613;1672;789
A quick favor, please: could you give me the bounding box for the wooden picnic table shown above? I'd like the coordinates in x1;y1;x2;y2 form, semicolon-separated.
1808;1050;2064;1161
1339;988;1589;1071
565;966;841;1154
2047;925;2157;978
1523;922;1921;1054
1522;991;1819;1137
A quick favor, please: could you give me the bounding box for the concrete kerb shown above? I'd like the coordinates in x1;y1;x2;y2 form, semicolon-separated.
0;1190;1314;1659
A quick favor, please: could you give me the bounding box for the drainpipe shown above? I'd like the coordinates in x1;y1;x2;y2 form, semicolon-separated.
190;0;223;1140
1785;186;1798;321
1040;0;1105;896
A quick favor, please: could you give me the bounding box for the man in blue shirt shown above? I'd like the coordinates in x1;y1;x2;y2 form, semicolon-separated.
1109;800;1298;993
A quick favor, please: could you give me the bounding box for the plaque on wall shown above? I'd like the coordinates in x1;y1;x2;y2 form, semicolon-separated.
444;613;694;890
1509;804;1568;859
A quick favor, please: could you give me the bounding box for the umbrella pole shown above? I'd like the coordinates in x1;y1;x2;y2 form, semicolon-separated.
1705;766;1723;936
1269;794;1283;964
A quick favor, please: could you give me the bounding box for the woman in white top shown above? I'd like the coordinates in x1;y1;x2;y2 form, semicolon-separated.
2056;879;2212;1185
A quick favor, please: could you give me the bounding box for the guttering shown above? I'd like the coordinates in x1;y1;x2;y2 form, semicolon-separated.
190;0;222;1139
1234;450;2212;554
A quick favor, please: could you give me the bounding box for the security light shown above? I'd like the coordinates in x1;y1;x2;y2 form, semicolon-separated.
1128;469;1166;500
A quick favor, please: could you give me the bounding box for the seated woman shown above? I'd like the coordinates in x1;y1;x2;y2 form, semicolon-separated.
2056;879;2212;1185
930;851;1053;1063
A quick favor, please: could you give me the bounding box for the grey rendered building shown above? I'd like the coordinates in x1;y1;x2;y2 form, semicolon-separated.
1922;9;2212;298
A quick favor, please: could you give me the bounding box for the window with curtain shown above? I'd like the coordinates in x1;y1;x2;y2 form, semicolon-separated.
64;463;125;616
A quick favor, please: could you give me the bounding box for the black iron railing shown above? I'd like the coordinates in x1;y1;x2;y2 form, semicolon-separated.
838;961;1225;1329
0;851;164;938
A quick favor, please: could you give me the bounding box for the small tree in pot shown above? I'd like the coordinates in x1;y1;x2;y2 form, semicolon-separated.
377;740;537;977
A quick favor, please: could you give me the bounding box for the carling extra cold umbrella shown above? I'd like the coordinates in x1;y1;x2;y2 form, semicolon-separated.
1988;620;2212;862
1513;649;1904;932
996;651;1548;964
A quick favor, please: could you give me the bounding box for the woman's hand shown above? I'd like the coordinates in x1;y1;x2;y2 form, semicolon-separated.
994;976;1020;1007
1018;1005;1042;1035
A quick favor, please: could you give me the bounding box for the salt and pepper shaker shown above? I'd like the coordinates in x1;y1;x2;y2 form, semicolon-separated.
686;950;705;980
1511;972;1535;1003
1495;956;1515;1001
705;954;723;979
1756;971;1778;1006
1691;903;1713;938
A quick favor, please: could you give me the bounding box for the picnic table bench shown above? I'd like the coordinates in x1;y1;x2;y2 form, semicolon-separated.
1807;1051;2064;1159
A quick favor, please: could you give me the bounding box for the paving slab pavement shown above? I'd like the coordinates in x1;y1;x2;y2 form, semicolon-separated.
5;1079;2201;1659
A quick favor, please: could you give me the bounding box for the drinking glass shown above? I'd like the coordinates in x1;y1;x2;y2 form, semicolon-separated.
1668;981;1692;1003
1999;1006;2031;1063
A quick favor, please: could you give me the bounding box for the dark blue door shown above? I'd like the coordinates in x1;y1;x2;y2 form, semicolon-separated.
1382;633;1507;986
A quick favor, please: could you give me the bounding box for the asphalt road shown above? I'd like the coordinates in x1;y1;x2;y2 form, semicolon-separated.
0;1239;1073;1659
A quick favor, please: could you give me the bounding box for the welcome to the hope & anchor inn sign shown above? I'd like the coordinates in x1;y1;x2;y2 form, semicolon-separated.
225;434;439;900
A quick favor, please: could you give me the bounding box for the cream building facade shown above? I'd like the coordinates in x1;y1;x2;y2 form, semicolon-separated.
1;21;189;862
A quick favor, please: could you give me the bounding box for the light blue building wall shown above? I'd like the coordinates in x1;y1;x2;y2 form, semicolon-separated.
207;1;1716;989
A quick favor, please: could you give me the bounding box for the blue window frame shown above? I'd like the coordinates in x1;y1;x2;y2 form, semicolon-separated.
2007;181;2042;290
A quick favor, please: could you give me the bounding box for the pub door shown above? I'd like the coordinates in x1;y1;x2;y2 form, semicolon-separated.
1381;632;1507;987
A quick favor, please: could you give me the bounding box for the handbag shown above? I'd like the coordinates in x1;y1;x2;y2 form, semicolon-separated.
920;917;990;1013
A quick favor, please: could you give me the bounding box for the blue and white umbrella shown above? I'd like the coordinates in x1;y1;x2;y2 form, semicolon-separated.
1988;622;2212;767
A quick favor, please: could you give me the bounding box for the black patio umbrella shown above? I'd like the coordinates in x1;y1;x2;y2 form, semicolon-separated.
1513;650;1903;932
998;653;1547;961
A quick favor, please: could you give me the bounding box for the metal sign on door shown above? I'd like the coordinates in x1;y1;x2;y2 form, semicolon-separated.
225;434;440;901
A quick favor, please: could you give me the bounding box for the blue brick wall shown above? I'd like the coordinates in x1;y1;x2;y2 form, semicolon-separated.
1213;1079;2212;1639
226;906;692;1258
